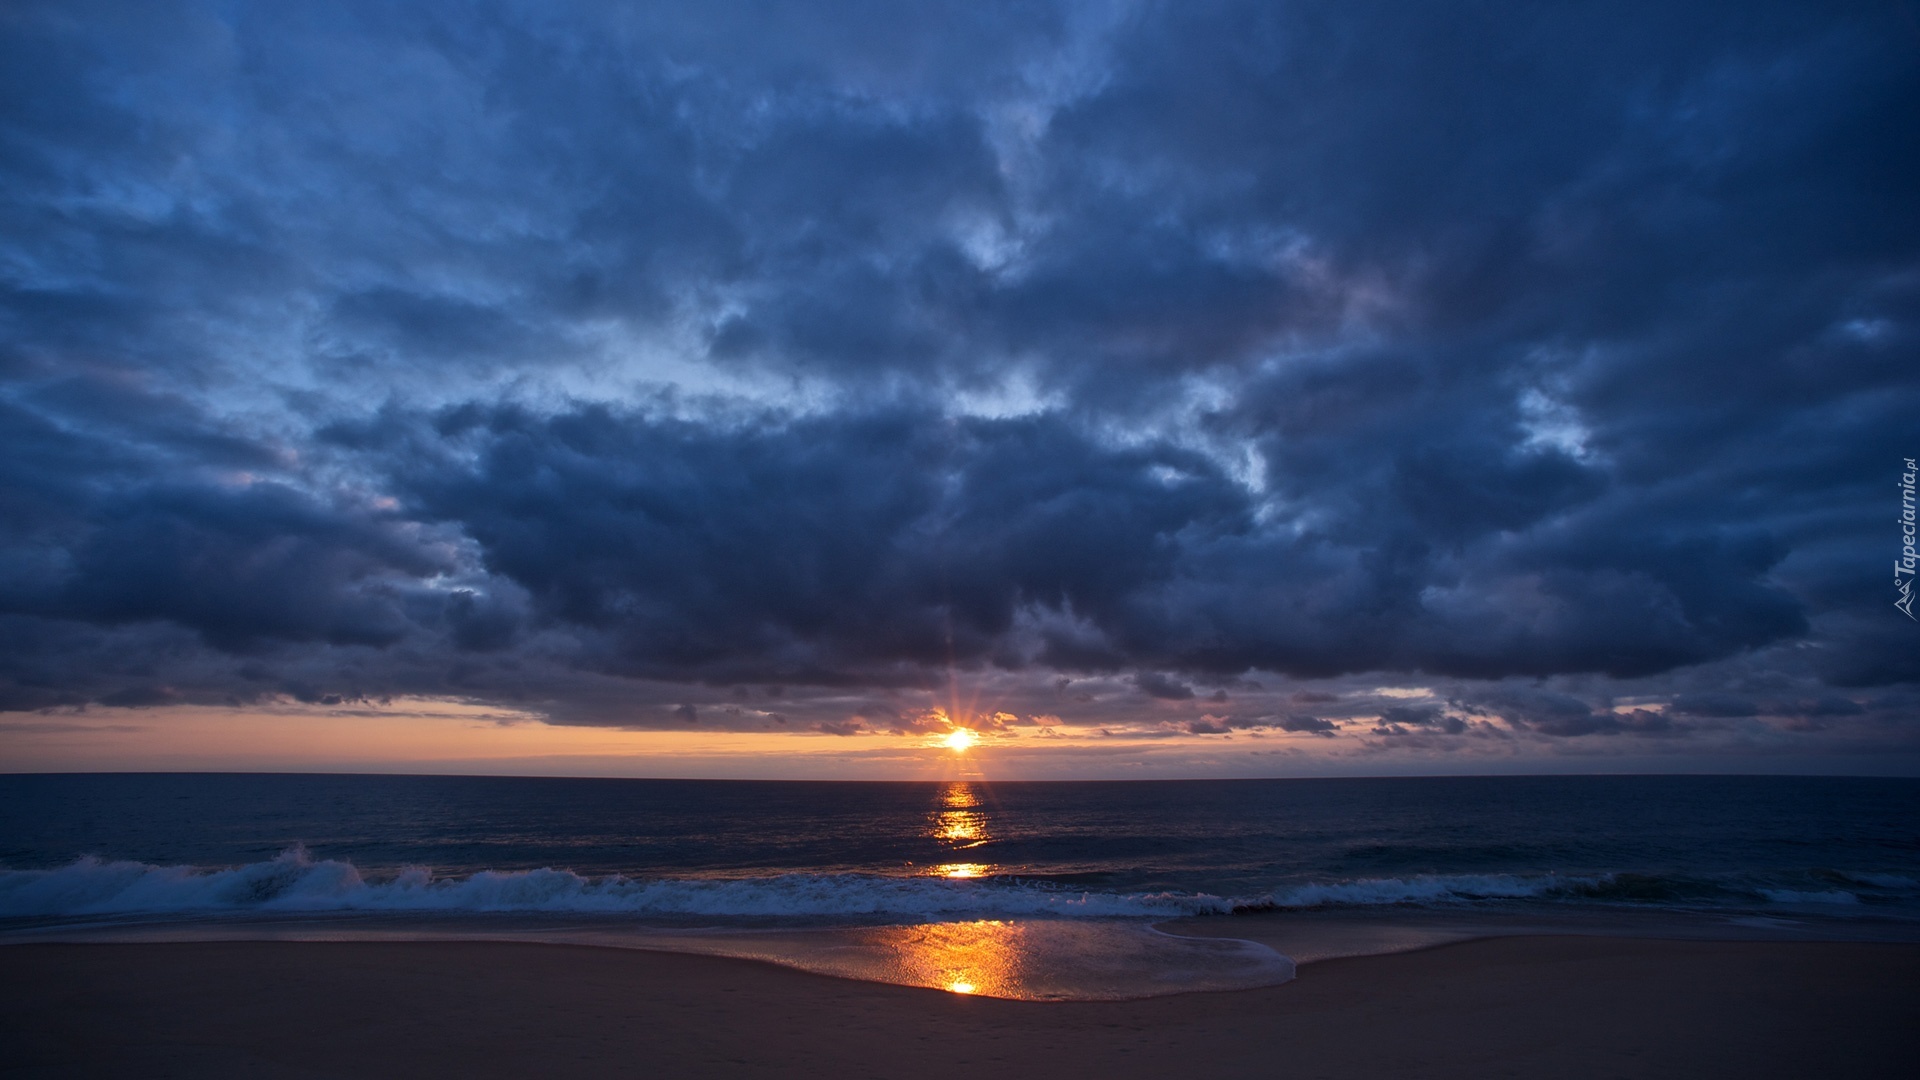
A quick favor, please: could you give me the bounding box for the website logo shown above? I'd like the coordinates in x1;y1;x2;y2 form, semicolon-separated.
1899;457;1917;620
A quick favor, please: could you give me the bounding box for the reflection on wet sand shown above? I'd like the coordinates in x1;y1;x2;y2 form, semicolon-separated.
697;919;1295;1001
9;913;1296;1001
878;920;1027;997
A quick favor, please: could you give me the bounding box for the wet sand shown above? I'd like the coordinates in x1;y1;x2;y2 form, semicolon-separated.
3;936;1915;1078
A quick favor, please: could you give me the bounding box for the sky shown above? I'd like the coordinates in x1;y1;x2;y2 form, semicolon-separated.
2;0;1917;778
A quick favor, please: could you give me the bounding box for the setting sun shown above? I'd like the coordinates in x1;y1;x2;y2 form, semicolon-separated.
943;728;978;752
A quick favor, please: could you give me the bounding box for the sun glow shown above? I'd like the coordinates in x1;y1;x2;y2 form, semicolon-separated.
943;728;977;752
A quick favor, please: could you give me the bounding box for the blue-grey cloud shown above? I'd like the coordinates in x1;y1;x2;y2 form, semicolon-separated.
0;0;1913;759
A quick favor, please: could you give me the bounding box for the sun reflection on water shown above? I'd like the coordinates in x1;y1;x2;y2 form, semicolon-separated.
934;862;989;878
925;781;994;876
932;814;986;844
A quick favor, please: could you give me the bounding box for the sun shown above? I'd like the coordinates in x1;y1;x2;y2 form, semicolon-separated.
943;728;978;753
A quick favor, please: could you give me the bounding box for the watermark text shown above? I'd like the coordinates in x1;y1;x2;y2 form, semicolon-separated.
1899;457;1916;620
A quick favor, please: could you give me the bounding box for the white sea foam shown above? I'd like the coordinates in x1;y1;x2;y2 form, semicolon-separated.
1833;871;1917;889
3;850;1891;920
0;848;1231;919
0;851;1580;920
1758;888;1859;905
1249;872;1588;909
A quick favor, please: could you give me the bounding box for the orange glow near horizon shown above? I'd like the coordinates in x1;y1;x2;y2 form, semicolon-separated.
0;699;1026;778
0;696;1374;780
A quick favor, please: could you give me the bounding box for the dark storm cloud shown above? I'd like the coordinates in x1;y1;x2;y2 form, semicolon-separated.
0;378;487;709
1536;709;1680;739
1277;715;1338;737
310;400;1818;693
1671;693;1762;719
1368;705;1469;737
0;385;456;642
357;402;1253;685
1133;672;1198;701
0;0;1914;754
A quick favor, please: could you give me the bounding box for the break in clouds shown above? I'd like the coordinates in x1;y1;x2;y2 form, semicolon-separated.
1;0;1916;759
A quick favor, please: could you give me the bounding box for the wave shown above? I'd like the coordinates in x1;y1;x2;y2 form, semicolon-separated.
1831;871;1917;889
0;848;1231;919
1;850;1906;920
1244;873;1572;910
1239;870;1901;911
1757;888;1859;905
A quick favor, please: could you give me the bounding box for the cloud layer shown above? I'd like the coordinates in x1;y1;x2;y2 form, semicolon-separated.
2;0;1915;762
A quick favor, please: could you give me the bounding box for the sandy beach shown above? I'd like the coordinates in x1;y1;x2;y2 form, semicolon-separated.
4;935;1914;1079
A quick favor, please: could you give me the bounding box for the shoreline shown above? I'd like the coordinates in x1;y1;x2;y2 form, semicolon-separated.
5;935;1915;1078
13;896;1916;965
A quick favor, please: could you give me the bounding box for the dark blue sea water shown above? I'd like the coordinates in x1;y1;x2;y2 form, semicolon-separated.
3;773;1916;922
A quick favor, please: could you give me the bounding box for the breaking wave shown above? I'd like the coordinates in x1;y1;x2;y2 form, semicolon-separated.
0;848;1230;919
1756;888;1859;905
2;849;1907;920
1236;870;1906;911
1252;873;1583;909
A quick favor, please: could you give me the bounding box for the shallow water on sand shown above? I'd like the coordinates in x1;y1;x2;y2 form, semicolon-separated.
11;902;1917;1000
0;913;1295;1000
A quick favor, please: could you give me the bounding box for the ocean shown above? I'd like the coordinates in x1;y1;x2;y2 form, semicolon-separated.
4;773;1917;998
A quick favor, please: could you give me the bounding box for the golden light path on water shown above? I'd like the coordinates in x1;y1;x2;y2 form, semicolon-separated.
925;780;994;882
